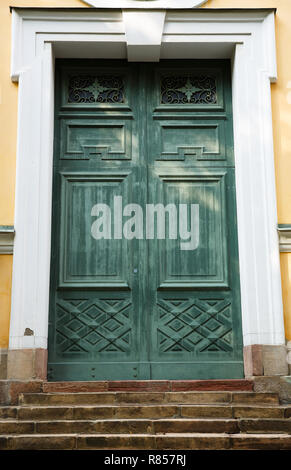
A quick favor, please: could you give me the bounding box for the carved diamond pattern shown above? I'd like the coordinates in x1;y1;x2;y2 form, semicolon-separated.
169;318;184;332
86;331;101;346
55;298;132;354
103;318;121;332
157;298;233;353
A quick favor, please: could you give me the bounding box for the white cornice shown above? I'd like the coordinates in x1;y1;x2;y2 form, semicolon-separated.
10;8;277;79
82;0;208;8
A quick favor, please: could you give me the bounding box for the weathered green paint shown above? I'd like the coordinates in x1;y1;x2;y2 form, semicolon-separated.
48;60;244;381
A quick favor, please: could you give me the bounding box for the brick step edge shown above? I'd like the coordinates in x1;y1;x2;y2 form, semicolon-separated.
0;433;291;450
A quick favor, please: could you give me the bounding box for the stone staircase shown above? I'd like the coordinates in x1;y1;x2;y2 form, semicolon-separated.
0;380;291;450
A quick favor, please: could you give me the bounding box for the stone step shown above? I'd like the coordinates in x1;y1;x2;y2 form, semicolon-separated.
0;418;290;435
1;404;290;420
238;418;291;434
0;418;238;434
18;391;279;406
0;433;291;450
43;379;254;393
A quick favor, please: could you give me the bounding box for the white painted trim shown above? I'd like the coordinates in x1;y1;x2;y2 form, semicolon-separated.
9;8;285;352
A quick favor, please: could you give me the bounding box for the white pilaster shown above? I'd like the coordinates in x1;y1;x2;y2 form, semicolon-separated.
9;44;54;350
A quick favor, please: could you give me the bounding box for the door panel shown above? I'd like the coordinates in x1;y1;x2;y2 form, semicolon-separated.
59;171;134;288
48;59;243;381
148;168;228;289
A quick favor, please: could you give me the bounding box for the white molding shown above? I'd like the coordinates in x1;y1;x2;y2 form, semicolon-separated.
0;227;15;255
9;8;285;352
278;226;291;253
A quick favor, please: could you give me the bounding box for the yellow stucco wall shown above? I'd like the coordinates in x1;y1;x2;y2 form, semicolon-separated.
0;0;290;347
203;0;291;339
0;0;88;348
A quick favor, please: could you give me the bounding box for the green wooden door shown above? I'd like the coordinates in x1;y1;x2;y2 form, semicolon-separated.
48;59;244;381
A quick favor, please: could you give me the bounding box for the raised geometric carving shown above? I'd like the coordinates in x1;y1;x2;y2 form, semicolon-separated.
68;75;125;103
155;121;226;161
157;298;233;353
60;120;132;160
55;297;132;354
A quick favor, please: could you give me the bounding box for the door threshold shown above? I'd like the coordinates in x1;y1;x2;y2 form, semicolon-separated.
43;379;253;393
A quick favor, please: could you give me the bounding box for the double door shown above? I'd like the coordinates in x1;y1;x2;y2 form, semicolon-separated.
48;60;244;381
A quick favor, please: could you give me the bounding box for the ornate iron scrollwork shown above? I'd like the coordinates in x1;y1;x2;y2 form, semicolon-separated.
161;75;217;104
68;75;125;103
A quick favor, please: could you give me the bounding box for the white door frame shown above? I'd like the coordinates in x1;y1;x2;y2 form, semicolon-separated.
9;8;285;363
